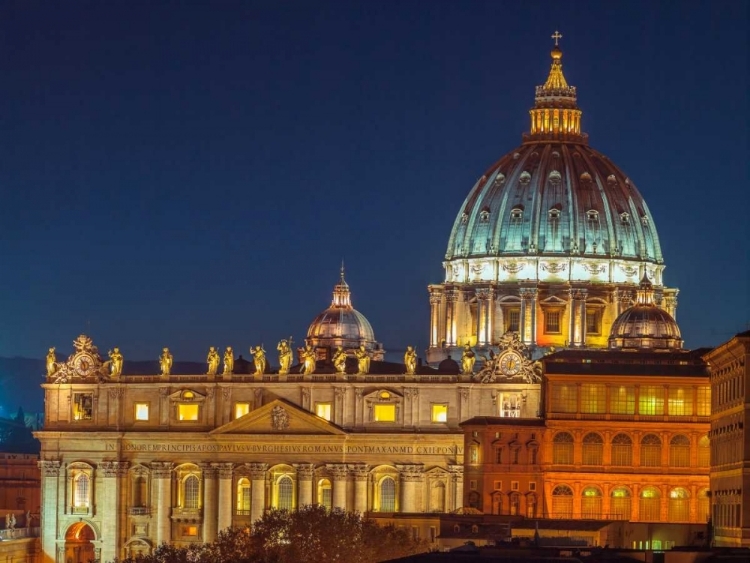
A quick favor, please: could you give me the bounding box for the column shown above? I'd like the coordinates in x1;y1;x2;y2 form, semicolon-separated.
152;462;173;546
448;465;463;512
520;288;538;345
294;464;314;507
328;464;349;510
398;465;424;513
487;288;495;344
201;464;218;542
248;463;268;525
445;289;459;346
429;292;441;347
350;464;370;515
100;461;128;563
476;289;489;346
568;288;587;347
217;463;233;532
39;460;61;563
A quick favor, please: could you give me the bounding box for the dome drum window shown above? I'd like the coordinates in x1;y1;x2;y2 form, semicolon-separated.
479;208;491;223
519;171;531;185
493;173;505;185
620;212;630;224
548;170;562;185
510;207;524;220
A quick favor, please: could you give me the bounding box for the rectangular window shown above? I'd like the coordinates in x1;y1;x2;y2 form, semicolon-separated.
178;404;199;421
610;385;635;414
511;481;519;491
586;309;601;335
134;403;149;421
697;386;711;416
580;383;606;413
73;393;94;421
550;383;578;413
315;402;332;421
373;404;396;422
639;386;665;415
495;447;503;464
469;480;477;490
529;482;536;491
182;525;198;537
545;310;561;333
235;402;250;419
668;387;692;416
506;309;520;333
493;481;502;490
431;404;448;423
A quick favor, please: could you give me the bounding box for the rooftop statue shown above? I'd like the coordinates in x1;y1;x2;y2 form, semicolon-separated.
277;338;293;375
332;346;347;375
461;343;475;375
159;348;173;376
223;347;234;375
46;347;57;377
251;345;267;376
108;347;123;378
404;346;417;375
206;347;220;376
299;345;316;376
355;344;371;375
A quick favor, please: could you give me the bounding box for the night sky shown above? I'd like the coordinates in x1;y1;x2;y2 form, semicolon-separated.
0;1;747;364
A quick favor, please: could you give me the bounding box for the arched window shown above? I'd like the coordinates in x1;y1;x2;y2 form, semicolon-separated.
697;488;710;522
526;493;537;518
668;488;690;521
317;479;332;510
509;492;520;516
469;443;479;464
611;434;633;466
277;476;293;510
698;435;710;467
133;476;147;508
582;433;603;465
430;482;445;512
236;478;251;513
639;487;661;521
74;473;90;509
380;477;396;512
184;475;200;509
553;432;574;465
640;434;662;467
611;487;632;520
669;435;691;467
551;485;573;518
581;487;602;519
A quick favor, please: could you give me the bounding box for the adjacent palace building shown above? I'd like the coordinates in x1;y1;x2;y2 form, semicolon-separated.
36;38;738;563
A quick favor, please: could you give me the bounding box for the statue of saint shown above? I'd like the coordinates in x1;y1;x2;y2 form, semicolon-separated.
354;344;371;375
223;347;234;375
277;339;293;375
46;347;57;377
251;345;266;375
108;347;124;378
206;347;220;376
299;345;316;376
332;346;347;375
404;346;418;375
460;343;476;375
159;348;173;376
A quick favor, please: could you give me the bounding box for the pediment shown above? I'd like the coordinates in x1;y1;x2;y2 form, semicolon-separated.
168;389;206;402
210;399;345;436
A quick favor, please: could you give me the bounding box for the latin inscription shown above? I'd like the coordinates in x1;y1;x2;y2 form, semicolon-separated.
121;441;462;456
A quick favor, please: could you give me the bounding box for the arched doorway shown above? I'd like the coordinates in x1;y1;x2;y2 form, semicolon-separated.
64;522;96;563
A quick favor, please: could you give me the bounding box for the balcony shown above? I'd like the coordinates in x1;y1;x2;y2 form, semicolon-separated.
129;507;151;516
171;507;202;521
71;506;90;515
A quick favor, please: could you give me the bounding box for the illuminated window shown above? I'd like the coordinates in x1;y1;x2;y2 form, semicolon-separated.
582;433;603;465
611;433;633;466
668;488;690;521
236;478;251;513
581;487;602;519
431;404;448;423
380;477;396;512
580;384;605;413
505;309;520;333
550;384;577;413
527;493;537;518
697;435;710;467
585;309;601;335
373;404;396;422
469;444;479;464
639;386;665;415
315;402;332;421
697;488;710;522
545;310;561;333
178;404;199;421
640;487;661;521
317;479;332;510
551;485;573;518
552;432;574;465
73;393;93;421
669;435;690;467
611;487;632;520
184;475;200;509
277;476;293;510
640;434;662;467
134;403;149;421
610;386;635;414
73;473;90;509
696;386;711;416
509;492;520;515
235;402;250;419
182;526;198;537
668;387;692;416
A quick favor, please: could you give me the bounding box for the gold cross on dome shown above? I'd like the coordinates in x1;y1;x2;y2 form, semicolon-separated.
551;30;563;46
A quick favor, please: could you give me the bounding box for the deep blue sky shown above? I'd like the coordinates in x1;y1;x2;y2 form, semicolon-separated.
0;1;747;364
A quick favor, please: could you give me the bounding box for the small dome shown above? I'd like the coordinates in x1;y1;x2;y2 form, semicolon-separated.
608;275;683;350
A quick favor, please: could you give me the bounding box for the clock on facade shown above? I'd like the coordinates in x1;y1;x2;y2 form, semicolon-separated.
499;351;523;376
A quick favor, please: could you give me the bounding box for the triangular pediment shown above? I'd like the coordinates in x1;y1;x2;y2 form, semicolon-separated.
210;399;346;436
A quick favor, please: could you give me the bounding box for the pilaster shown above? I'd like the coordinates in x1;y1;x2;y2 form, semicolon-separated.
327;464;349;510
294;464;315;507
217;463;234;532
201;463;218;542
39;460;61;563
397;464;424;513
349;464;370;515
247;463;268;525
151;462;173;546
100;461;128;563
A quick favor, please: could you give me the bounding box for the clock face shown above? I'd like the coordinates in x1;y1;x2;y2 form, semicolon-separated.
74;353;96;376
499;351;523;376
